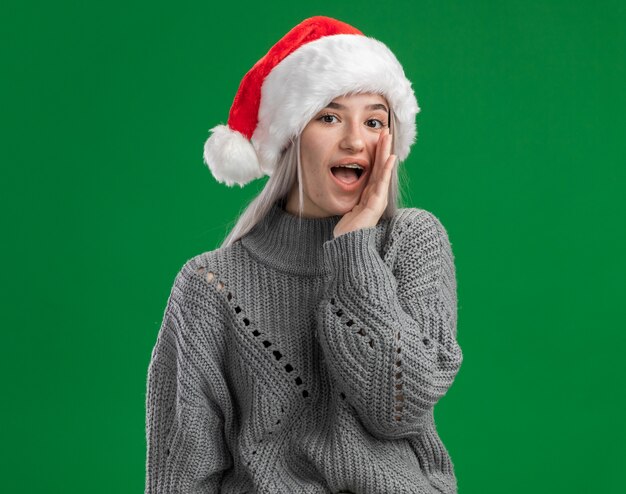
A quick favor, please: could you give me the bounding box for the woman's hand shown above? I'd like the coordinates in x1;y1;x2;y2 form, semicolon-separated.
333;128;396;238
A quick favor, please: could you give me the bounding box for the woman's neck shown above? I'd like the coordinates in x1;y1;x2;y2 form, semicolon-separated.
239;200;343;276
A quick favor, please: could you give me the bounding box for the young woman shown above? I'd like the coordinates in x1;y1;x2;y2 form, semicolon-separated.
145;16;463;494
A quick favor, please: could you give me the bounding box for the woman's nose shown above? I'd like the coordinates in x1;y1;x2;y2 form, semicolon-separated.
339;121;365;152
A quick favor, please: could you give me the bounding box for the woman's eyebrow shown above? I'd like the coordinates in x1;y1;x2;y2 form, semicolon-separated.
324;102;389;112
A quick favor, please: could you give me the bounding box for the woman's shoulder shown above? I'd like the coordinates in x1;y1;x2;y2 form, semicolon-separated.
388;206;452;243
380;206;456;270
172;239;249;300
166;248;233;314
158;251;231;365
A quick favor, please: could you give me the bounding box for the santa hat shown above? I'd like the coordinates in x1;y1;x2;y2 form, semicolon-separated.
203;16;420;187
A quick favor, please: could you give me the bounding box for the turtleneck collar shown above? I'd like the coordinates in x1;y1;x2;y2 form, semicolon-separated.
239;199;343;277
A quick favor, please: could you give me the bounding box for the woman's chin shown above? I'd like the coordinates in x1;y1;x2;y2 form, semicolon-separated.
328;197;360;215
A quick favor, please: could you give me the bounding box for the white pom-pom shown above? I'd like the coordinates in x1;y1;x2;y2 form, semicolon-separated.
203;125;264;187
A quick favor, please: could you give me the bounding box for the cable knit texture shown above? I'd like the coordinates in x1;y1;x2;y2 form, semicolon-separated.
145;199;463;493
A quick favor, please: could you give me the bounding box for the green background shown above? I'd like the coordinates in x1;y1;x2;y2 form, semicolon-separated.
2;1;625;492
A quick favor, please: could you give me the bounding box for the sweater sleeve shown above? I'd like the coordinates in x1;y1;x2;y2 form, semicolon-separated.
145;267;232;493
315;210;463;440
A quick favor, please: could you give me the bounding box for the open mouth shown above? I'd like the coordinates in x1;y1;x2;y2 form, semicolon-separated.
330;165;365;186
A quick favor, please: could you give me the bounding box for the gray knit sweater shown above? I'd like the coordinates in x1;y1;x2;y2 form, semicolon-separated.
145;199;463;494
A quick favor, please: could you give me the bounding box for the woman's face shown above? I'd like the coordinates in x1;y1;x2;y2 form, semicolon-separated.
285;92;390;218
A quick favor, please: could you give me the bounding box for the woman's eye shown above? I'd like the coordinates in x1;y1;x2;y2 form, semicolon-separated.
367;119;385;129
319;114;338;123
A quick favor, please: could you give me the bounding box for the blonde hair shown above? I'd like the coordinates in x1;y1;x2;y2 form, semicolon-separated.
219;108;411;249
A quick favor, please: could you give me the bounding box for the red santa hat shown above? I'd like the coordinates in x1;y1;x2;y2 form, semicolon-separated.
203;16;420;187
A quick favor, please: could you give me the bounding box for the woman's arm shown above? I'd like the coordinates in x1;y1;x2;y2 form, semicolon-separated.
316;210;463;440
145;268;232;493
